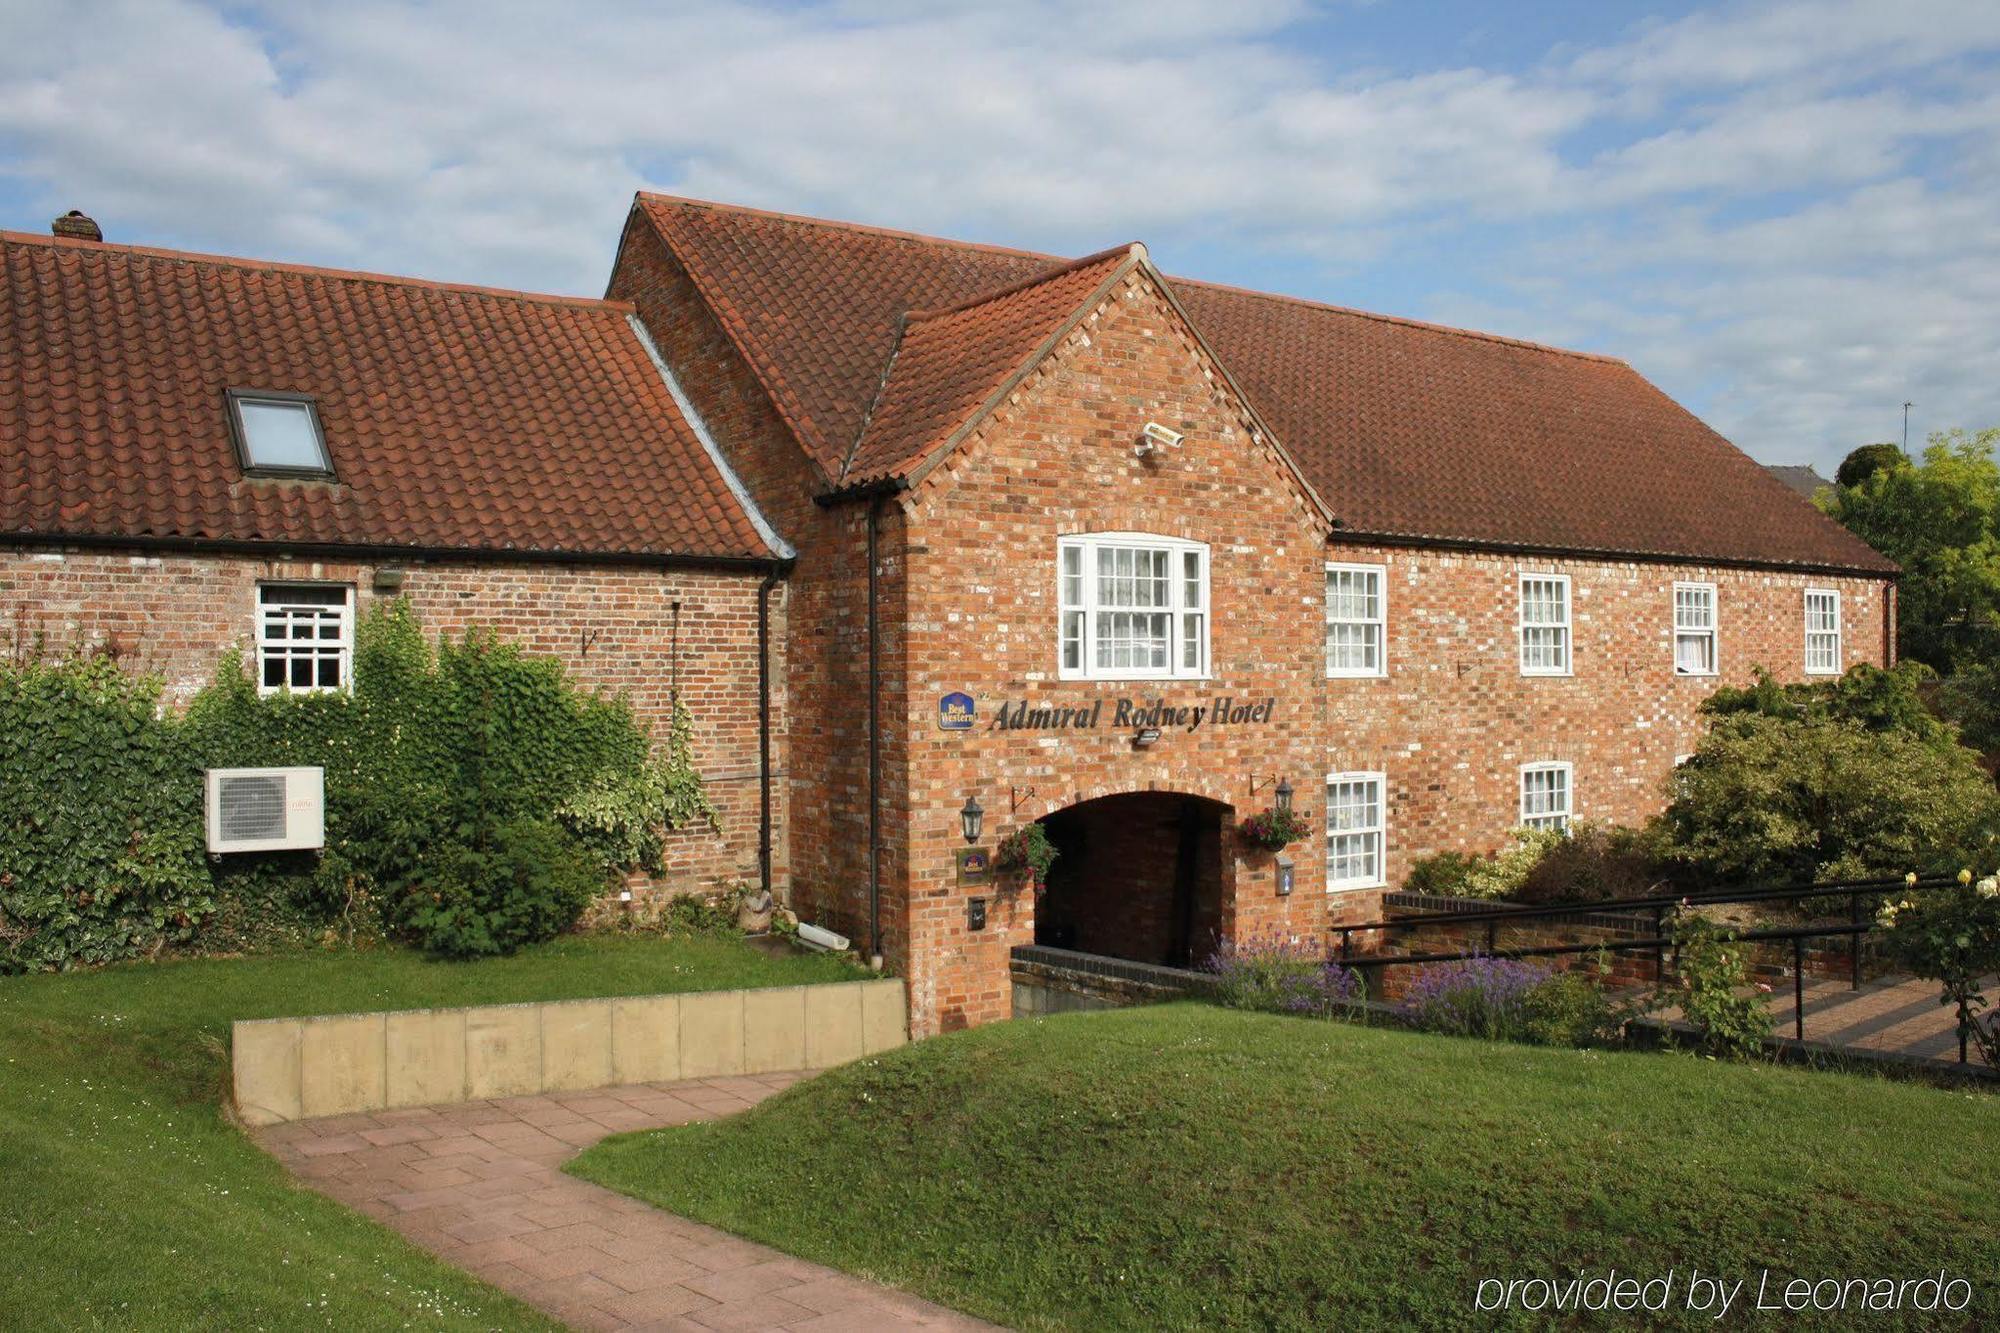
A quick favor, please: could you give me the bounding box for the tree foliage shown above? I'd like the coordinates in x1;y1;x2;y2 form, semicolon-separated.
1820;429;2000;672
1834;442;1908;490
1659;665;2000;884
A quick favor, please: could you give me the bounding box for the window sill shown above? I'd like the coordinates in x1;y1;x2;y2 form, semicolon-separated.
1326;669;1388;681
1519;668;1574;678
1673;669;1719;678
1327;880;1385;893
1056;674;1214;685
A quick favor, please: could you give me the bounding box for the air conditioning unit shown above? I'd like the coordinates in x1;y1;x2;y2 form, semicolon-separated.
205;767;325;854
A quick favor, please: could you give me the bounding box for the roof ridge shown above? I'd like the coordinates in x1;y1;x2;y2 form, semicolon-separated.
904;244;1142;322
0;229;633;315
635;192;1058;264
1169;274;1626;365
632;194;1625;366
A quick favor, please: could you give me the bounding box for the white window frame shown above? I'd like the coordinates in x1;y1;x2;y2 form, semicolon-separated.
256;583;355;696
1519;762;1574;834
1057;533;1209;681
1673;581;1718;677
1518;572;1572;676
1804;588;1843;675
1325;771;1387;890
1324;562;1387;678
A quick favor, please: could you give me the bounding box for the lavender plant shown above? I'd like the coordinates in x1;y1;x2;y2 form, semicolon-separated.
1398;955;1551;1040
1204;935;1363;1018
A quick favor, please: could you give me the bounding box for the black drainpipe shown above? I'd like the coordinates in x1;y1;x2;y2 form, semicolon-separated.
756;567;781;900
866;495;884;965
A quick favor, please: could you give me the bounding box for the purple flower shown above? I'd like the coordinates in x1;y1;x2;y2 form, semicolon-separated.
1204;934;1361;1017
1398;954;1551;1038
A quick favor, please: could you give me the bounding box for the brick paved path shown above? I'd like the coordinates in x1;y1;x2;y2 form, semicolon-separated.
255;1073;995;1331
1770;973;1996;1066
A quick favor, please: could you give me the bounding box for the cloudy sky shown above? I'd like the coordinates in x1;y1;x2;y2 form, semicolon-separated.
4;0;1997;472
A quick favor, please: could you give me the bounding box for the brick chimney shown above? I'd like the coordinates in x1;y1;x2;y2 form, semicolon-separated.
51;210;103;242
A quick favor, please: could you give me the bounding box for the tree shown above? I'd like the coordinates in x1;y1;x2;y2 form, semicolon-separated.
1819;429;2000;672
1835;442;1907;489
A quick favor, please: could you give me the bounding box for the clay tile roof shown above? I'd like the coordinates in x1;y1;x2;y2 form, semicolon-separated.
0;230;775;561
634;195;1893;575
1765;464;1830;499
839;246;1140;487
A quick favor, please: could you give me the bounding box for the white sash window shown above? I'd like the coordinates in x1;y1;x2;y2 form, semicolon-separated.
1673;582;1718;676
1519;573;1572;675
1058;534;1208;680
1804;589;1842;675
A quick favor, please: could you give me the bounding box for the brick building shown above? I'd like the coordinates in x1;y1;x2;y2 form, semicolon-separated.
4;202;1893;1034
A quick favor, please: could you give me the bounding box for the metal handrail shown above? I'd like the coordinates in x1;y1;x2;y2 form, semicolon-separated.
1332;876;1980;1064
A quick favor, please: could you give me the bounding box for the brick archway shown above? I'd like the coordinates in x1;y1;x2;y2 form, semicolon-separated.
1032;791;1235;969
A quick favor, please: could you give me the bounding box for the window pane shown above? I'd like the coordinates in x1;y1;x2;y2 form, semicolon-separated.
237;398;328;470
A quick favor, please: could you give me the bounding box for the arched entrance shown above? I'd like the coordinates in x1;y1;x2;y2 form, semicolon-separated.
1032;792;1230;969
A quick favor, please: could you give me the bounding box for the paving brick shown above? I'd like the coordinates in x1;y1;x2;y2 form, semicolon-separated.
258;1074;992;1330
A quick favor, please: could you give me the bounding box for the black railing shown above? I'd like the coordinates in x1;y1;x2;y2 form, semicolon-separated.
1331;875;1976;1061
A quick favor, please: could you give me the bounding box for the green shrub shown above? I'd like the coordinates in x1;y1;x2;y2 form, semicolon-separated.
1520;967;1632;1047
1701;662;1953;745
1401;850;1481;898
0;657;212;972
1880;874;2000;1066
1665;910;1773;1058
1657;712;2000;884
385;816;600;959
0;601;714;969
1514;821;1668;906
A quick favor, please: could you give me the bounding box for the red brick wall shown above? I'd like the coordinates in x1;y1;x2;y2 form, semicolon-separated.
1317;548;1891;925
0;544;780;894
612;221;894;961
894;269;1334;1032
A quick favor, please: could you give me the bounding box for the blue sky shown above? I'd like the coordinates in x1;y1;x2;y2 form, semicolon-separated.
4;0;1997;472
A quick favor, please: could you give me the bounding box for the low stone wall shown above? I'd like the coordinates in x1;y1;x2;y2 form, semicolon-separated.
1010;945;1213;1017
232;978;906;1126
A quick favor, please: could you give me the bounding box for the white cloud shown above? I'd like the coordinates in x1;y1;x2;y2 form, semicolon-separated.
1;0;1997;472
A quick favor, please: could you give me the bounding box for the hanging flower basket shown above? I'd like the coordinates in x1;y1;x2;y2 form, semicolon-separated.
994;822;1059;889
1238;807;1310;853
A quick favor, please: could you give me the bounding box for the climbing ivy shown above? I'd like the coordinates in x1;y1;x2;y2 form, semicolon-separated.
1;600;717;969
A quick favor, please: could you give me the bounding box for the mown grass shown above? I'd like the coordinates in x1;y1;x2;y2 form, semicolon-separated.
572;1002;1999;1331
0;935;865;1329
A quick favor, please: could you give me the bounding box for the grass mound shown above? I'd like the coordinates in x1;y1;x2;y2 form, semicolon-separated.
571;1002;1997;1330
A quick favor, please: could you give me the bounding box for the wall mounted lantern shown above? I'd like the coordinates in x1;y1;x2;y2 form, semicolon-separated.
960;795;985;845
1274;778;1294;814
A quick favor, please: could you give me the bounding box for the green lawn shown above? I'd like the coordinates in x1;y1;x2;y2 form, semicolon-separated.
0;935;865;1330
571;1003;1999;1331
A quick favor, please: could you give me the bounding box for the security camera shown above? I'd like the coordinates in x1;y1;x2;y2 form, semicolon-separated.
1142;421;1183;448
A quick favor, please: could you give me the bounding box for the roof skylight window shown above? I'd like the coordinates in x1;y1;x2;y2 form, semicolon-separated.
227;389;333;476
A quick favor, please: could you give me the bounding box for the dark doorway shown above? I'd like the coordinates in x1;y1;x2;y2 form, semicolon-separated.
1033;792;1227;968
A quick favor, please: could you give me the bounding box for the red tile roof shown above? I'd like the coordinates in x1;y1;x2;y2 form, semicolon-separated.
0;231;776;562
632;195;1892;574
841;246;1140;486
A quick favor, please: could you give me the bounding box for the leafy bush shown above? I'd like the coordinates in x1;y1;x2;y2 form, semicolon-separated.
1517;967;1632;1047
1514;822;1668;906
1665;910;1773;1058
1400;850;1482;899
1413;828;1567;901
0;657;212;972
1204;936;1362;1018
0;601;714;969
1880;873;2000;1067
1657;711;2000;884
386;816;601;959
1700;662;1953;745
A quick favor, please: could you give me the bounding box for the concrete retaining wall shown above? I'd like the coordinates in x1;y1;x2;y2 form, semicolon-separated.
232;978;907;1126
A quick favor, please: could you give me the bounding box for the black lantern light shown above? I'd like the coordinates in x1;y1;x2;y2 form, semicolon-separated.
960;795;985;845
1274;778;1293;814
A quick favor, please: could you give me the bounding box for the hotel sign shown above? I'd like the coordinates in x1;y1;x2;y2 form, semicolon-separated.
990;696;1276;733
937;691;976;730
